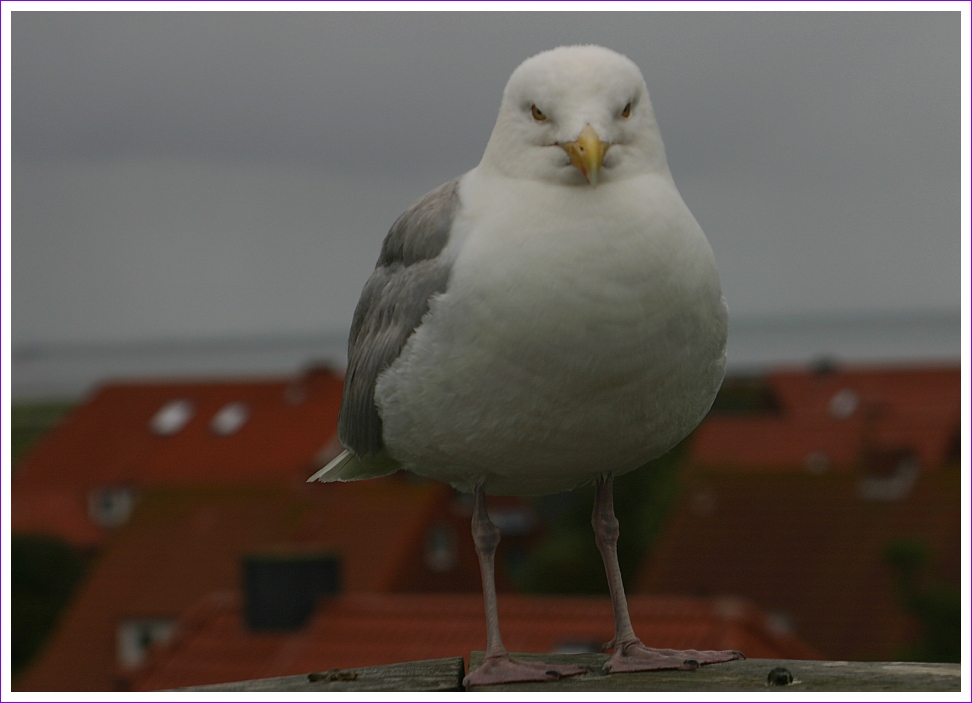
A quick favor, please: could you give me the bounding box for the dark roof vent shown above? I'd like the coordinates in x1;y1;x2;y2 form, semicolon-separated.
810;356;839;376
243;550;340;631
708;375;781;416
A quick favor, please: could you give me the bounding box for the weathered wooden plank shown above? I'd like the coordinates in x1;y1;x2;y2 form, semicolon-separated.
171;656;464;692
169;653;961;692
466;652;962;692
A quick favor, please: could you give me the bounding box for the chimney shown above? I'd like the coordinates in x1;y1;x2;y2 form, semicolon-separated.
242;550;341;631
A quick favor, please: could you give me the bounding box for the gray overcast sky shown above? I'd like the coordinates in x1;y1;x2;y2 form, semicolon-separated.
10;11;961;347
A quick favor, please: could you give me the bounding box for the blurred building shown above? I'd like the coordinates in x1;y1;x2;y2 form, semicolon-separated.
16;479;518;691
638;363;961;661
12;368;537;691
11;366;344;544
15;362;952;690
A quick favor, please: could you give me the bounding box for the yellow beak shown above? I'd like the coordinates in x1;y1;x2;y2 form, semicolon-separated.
561;124;608;186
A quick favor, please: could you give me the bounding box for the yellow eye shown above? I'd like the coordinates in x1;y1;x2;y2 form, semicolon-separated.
530;104;547;122
621;102;632;118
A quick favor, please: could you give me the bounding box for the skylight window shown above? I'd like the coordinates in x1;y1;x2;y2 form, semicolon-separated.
211;402;250;436
150;399;194;436
828;388;859;419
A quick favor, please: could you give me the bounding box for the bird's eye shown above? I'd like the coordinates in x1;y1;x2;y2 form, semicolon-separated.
621;102;632;118
530;104;547;122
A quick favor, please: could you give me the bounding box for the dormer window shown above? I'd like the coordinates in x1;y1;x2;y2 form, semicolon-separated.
150;400;194;436
859;450;919;501
210;402;249;436
117;618;176;669
88;486;136;528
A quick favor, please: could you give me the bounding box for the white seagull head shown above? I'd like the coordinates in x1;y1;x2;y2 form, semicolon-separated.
479;45;670;187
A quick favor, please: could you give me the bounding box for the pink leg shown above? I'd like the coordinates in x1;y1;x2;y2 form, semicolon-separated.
463;482;586;687
592;473;745;674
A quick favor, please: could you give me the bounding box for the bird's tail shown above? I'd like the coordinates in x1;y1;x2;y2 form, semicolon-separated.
307;449;400;483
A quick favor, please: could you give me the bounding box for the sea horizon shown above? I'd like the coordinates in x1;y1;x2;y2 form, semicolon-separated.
10;310;962;402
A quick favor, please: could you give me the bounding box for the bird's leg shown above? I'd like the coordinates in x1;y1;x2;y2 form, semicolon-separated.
472;482;506;661
592;473;638;651
592;473;744;675
462;481;586;688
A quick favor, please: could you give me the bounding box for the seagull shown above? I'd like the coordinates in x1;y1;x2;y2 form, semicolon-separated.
309;45;741;687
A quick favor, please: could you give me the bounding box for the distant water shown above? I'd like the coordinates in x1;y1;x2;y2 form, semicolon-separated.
725;311;961;373
11;312;961;401
11;333;349;401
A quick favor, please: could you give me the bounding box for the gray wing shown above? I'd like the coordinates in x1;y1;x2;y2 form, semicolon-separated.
338;178;461;456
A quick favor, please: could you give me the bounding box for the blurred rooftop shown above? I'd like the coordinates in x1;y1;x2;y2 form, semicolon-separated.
640;363;961;661
11;360;962;690
12;367;344;545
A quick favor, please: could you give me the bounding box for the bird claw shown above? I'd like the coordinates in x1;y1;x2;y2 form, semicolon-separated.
601;638;744;675
463;653;586;688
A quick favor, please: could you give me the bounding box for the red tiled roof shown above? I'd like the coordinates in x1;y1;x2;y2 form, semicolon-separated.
690;364;959;471
10;485;105;546
12;368;343;545
13;478;472;692
129;591;820;690
637;466;961;661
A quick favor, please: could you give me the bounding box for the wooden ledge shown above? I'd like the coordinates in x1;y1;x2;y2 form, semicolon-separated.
467;651;962;691
172;656;465;692
170;652;961;692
